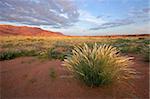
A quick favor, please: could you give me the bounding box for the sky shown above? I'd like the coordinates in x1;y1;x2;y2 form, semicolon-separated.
0;0;149;36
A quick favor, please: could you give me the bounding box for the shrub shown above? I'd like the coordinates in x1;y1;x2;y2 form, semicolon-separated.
115;39;131;44
141;39;150;44
63;43;136;87
47;48;65;60
0;50;37;61
0;51;20;60
119;45;141;54
22;50;38;56
141;45;149;62
1;43;13;48
47;46;72;60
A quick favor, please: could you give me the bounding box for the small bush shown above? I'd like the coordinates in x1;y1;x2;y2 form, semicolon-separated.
48;47;72;60
119;45;141;53
141;39;150;44
0;50;37;61
115;39;131;44
141;45;149;62
63;43;136;87
1;43;13;48
21;50;38;56
0;51;20;60
47;48;65;60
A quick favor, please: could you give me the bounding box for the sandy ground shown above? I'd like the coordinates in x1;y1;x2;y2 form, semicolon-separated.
0;54;149;99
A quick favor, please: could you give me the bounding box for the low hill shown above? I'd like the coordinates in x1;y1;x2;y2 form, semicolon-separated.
0;25;64;36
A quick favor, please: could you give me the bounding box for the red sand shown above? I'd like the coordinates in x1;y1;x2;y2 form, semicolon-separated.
0;54;149;99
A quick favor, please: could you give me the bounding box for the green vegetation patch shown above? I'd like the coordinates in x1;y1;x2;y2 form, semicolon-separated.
141;45;150;62
0;50;37;61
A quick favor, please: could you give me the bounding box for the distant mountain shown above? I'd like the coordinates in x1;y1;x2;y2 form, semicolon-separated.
0;25;64;36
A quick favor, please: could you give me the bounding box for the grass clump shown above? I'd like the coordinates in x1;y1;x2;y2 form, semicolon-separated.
63;43;136;87
0;50;37;61
47;46;72;60
49;68;57;79
0;51;20;60
119;45;141;54
141;45;149;62
115;38;131;44
48;48;65;60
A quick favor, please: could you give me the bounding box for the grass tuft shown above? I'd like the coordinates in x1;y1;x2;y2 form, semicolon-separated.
0;50;37;61
63;43;136;87
141;45;150;62
49;68;57;79
0;51;20;60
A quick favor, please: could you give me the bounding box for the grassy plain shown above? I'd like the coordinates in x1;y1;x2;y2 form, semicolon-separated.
0;36;149;61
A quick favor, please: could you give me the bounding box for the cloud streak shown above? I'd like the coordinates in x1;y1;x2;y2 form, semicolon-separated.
90;18;134;30
0;0;79;27
78;10;106;26
90;7;150;30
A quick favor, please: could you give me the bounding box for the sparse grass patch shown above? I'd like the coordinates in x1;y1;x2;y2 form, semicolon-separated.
47;48;64;60
21;50;38;56
49;68;57;79
119;45;141;54
29;78;37;84
47;46;72;60
1;43;13;48
0;50;38;61
63;43;136;87
0;51;21;60
115;38;131;44
141;39;150;44
141;45;149;62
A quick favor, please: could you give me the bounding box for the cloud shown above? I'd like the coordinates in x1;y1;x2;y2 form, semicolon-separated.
142;8;150;13
90;7;150;30
0;0;79;27
128;7;150;19
90;18;134;30
96;15;111;19
78;10;105;26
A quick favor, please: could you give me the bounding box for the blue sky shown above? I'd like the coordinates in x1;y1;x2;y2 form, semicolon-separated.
0;0;149;36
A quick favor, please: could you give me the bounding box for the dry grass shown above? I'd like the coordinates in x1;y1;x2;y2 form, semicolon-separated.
0;36;149;61
63;43;136;87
